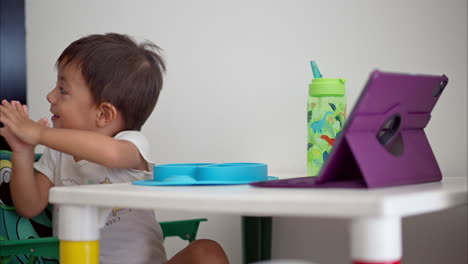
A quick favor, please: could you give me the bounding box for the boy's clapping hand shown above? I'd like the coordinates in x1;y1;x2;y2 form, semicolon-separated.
0;100;50;147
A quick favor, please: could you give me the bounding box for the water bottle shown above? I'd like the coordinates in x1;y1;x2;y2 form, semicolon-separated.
307;61;346;176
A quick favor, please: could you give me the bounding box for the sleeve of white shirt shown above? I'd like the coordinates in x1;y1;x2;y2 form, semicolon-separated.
114;131;155;170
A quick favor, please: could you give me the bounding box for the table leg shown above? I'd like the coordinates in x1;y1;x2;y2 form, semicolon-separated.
58;205;101;264
242;216;272;264
60;240;99;264
351;216;402;264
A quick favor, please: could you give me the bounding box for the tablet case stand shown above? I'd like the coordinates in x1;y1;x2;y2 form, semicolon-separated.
251;70;448;189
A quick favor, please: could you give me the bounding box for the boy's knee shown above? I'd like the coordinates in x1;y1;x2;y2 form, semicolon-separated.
189;239;228;260
190;239;223;253
168;239;229;264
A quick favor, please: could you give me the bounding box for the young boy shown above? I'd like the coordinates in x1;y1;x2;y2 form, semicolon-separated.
0;33;229;264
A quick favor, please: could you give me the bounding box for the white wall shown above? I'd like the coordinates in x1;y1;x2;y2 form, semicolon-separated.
25;0;467;263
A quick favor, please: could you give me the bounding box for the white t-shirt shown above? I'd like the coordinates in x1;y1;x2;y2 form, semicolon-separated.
34;131;167;264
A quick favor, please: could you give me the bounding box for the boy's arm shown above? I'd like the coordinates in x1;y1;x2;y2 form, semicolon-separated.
1;100;145;170
10;150;53;218
39;128;146;170
1;101;53;218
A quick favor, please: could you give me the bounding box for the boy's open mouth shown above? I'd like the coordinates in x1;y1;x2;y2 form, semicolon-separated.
51;115;59;121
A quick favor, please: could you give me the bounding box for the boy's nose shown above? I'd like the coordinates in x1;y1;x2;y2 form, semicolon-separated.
46;89;56;104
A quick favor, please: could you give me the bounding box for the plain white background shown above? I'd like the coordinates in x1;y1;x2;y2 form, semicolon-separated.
25;0;466;263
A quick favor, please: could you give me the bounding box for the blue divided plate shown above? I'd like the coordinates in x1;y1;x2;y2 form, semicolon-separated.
133;163;278;186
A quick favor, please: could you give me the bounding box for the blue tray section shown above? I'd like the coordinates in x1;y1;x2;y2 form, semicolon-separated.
133;163;277;186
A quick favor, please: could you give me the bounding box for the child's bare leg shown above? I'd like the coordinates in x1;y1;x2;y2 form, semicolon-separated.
167;239;229;264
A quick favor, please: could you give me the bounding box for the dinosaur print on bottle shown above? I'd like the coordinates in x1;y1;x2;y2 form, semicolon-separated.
310;111;333;133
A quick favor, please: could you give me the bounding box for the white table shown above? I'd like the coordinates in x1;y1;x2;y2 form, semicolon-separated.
49;176;467;264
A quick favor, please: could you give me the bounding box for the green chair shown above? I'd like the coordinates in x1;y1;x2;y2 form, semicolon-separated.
0;204;59;264
160;218;207;243
0;150;207;264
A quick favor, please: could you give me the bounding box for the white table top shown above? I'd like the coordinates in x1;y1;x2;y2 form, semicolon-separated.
49;176;467;219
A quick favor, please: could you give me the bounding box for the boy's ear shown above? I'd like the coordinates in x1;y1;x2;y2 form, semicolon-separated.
96;102;118;127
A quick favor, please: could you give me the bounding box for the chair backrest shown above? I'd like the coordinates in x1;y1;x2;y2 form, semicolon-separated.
160;218;207;242
0;150;58;264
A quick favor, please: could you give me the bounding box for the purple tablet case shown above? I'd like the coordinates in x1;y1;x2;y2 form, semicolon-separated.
251;70;448;189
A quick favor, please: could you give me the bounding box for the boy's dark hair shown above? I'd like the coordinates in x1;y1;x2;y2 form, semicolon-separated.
57;33;166;131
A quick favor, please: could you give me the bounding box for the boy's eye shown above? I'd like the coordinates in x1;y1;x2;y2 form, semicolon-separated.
58;87;67;94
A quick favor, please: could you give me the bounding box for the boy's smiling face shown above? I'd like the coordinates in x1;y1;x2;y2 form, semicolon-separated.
47;62;99;130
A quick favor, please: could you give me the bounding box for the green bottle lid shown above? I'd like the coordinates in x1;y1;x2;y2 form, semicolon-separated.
309;78;346;97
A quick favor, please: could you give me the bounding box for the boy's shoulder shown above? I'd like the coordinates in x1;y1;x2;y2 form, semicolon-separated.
114;130;149;147
114;130;152;163
114;130;146;140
